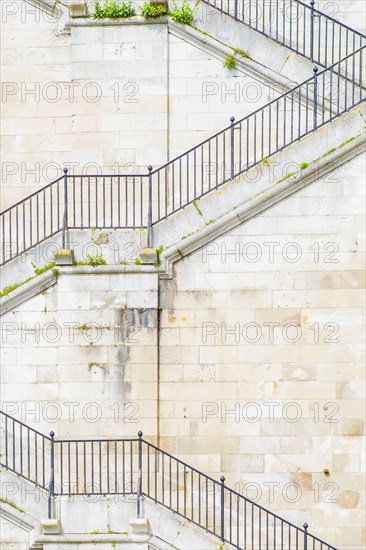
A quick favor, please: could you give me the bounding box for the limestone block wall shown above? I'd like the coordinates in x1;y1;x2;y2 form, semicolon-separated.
1;2;277;211
158;151;365;549
0;269;159;440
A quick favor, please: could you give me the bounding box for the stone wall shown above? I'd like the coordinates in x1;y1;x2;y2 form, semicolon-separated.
1;1;277;209
1;150;364;548
1;269;159;440
158;151;365;548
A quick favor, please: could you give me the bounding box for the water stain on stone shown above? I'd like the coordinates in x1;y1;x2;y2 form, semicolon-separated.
338;490;359;509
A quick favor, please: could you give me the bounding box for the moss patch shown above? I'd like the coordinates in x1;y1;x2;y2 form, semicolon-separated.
0;497;25;514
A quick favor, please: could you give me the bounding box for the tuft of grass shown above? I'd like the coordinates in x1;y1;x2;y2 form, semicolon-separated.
34;262;56;276
93;1;136;19
119;261;128;265
300;162;310;170
85;253;107;267
141;2;167;18
0;497;25;513
0;282;24;298
170;0;195;24
262;158;269;165
232;47;251;60
134;258;141;265
223;54;236;70
153;244;164;267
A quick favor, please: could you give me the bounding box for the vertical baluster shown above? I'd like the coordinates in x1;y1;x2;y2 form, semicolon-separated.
96;175;99;229
283;95;287;147
201;145;204;196
220;476;225;542
176;461;179;512
132;176;136;227
154;449;158;502
147;167;153;247
230;116;235;180
84;441;86;493
169;454;171;508
137;432;142;517
75;442;78;494
35;432;38;485
122;441;125;494
129;441;132;495
48;432;55;518
15;205;19;257
60;442;64;494
36;193;39;244
208;140;212;190
125;175;128;226
27;426;30;479
91;441;94;493
68;441;71;495
183;465;187;516
191;469;194;521
20;424;23;475
198;473;201;526
162;452;165;505
23;201;26;251
157;171;160;222
110;176;113;228
78;176;82;229
42;436;45;488
215;136;219;188
114;441;117;493
141;175;145;227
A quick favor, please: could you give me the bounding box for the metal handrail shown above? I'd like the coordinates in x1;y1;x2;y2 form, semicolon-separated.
201;0;365;67
0;39;365;266
0;412;337;549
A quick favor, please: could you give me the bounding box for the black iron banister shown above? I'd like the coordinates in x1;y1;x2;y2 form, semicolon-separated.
0;414;338;550
201;0;365;67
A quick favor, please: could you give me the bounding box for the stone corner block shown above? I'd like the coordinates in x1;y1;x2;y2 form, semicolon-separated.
140;247;157;264
129;517;150;534
63;0;89;17
54;249;75;265
40;518;61;535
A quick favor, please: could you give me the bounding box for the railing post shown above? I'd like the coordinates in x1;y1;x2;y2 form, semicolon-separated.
230;116;235;181
62;167;68;249
137;431;143;518
313;66;318;129
220;475;225;541
48;431;55;519
234;0;238;20
310;0;315;62
147;166;153;248
304;522;309;550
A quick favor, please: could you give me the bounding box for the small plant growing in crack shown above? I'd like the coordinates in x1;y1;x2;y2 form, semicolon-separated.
223;54;236;70
192;200;203;216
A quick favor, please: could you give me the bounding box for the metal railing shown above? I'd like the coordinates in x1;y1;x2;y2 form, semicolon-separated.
202;0;365;67
0;413;337;549
0;44;365;266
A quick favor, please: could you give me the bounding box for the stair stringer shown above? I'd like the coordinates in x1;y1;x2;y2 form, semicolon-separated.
155;105;366;275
